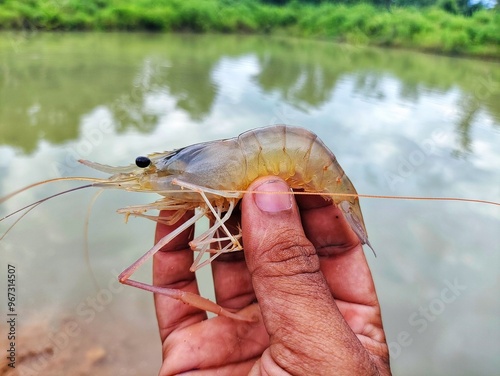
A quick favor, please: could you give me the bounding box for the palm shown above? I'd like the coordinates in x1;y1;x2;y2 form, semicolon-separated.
153;193;389;375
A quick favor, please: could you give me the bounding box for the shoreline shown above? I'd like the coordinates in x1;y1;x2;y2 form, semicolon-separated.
2;29;499;63
0;0;498;60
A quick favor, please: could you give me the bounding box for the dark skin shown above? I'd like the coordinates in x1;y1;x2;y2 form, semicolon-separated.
153;176;391;375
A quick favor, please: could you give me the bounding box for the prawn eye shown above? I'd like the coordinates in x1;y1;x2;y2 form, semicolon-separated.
135;156;151;168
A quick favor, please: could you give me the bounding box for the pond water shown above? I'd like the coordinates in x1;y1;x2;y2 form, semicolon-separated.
0;32;499;376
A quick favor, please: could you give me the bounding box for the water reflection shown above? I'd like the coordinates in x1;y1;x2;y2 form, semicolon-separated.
0;33;498;376
1;33;498;154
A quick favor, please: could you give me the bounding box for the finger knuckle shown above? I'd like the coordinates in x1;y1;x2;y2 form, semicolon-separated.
255;228;320;277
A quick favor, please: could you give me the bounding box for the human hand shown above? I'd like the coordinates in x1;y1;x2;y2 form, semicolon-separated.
153;176;391;375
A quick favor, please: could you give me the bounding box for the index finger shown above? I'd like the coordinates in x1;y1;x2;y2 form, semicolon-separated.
153;209;207;341
297;194;380;306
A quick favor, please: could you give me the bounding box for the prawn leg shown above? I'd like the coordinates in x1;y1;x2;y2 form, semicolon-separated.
192;240;238;271
117;200;193;225
118;209;205;282
171;178;242;199
122;279;251;322
190;198;241;271
189;205;224;270
172;178;243;252
121;210;188;226
117;209;251;321
117;185;250;321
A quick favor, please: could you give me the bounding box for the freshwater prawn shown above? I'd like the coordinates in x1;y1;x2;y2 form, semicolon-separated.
1;125;498;321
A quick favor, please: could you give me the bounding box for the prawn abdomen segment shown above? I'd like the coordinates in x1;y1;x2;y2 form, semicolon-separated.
237;125;370;246
238;125;329;190
237;127;361;198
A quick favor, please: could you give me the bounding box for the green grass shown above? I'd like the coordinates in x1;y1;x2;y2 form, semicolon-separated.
0;0;498;58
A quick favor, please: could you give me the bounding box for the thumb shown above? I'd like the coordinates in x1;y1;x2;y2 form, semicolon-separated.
241;177;357;374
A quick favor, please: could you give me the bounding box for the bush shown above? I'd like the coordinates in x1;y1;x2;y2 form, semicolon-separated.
0;8;18;29
441;29;470;52
437;0;459;14
0;0;497;58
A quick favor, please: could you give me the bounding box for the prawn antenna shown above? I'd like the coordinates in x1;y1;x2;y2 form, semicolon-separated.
233;190;499;207
0;176;115;227
0;177;105;204
355;194;499;206
0;202;42;241
0;184;94;223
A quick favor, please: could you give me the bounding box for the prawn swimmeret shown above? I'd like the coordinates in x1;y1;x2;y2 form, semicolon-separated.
1;125;498;321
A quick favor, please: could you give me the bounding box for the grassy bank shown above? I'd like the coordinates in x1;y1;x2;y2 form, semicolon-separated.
0;0;498;58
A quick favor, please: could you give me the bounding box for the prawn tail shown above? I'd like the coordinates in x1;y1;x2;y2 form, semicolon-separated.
364;239;377;257
339;200;376;257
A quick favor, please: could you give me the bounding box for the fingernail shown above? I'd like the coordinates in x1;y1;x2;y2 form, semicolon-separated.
254;180;292;213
